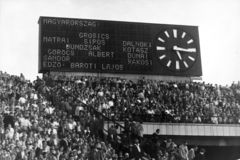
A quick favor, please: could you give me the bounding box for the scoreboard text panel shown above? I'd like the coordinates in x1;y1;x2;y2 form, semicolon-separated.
38;17;202;76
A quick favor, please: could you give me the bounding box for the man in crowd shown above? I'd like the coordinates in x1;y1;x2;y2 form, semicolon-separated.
188;145;198;160
152;129;161;144
131;139;142;160
179;141;189;160
194;148;206;160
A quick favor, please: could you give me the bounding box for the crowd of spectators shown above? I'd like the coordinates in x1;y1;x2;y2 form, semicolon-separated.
0;72;127;160
2;71;238;159
45;74;240;124
0;71;169;160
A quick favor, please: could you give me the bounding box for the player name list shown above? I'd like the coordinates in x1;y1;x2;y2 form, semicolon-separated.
40;18;153;72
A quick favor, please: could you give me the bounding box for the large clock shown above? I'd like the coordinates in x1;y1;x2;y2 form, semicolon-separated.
154;28;198;72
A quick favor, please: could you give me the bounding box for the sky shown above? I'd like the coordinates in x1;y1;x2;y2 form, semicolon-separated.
0;0;240;86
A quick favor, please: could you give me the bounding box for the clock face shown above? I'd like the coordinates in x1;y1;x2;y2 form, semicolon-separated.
154;28;198;72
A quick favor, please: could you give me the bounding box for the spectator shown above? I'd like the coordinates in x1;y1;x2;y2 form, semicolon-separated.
5;124;14;139
160;151;169;160
135;120;144;139
98;115;105;141
131;139;142;160
15;145;27;160
188;146;198;160
179;141;189;160
161;137;167;149
152;129;161;144
166;138;173;149
3;113;14;129
194;148;206;160
123;153;130;160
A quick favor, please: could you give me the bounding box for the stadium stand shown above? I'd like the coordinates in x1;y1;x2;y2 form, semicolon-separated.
48;74;240;124
2;71;240;159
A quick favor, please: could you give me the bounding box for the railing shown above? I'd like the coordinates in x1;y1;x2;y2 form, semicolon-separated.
101;112;240;124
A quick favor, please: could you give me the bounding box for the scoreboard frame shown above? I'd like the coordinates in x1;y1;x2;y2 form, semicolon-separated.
38;16;202;77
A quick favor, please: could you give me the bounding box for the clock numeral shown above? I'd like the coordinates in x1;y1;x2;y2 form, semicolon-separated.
181;32;186;38
188;56;195;61
188;48;196;52
158;37;165;43
187;39;193;44
176;61;180;70
159;55;166;60
164;31;170;38
173;29;177;38
156;46;165;50
167;60;171;67
176;51;182;60
183;61;189;68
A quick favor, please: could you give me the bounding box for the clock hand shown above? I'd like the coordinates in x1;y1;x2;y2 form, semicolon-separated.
173;46;189;52
173;46;195;52
176;51;182;60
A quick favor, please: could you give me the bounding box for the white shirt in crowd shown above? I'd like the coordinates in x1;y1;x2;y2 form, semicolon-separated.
45;107;54;114
75;105;83;116
19;97;27;104
52;121;59;129
37;139;43;149
108;101;114;107
0;127;4;134
30;92;38;100
15;104;23;110
6;127;14;139
20;117;32;127
148;109;155;114
66;121;77;131
48;128;57;135
82;98;87;104
135;144;141;152
14;132;20;141
32;103;38;108
98;91;104;97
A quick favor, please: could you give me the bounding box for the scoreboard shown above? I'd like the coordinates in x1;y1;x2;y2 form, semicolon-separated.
38;17;202;76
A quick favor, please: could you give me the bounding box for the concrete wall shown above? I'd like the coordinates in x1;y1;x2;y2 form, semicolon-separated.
104;121;240;137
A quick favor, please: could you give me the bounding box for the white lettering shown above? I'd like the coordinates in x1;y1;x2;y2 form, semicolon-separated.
45;56;70;62
84;39;105;45
43;61;61;68
43;37;66;43
42;18;97;27
127;59;150;65
123;47;148;54
48;49;75;56
127;53;146;59
79;33;109;39
70;63;94;69
88;51;114;58
102;64;123;70
66;44;101;51
123;41;151;47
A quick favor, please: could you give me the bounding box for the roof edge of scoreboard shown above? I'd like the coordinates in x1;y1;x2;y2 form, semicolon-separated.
38;16;199;28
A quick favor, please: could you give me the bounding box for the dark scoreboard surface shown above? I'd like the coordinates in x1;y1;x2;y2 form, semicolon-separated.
38;17;202;76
